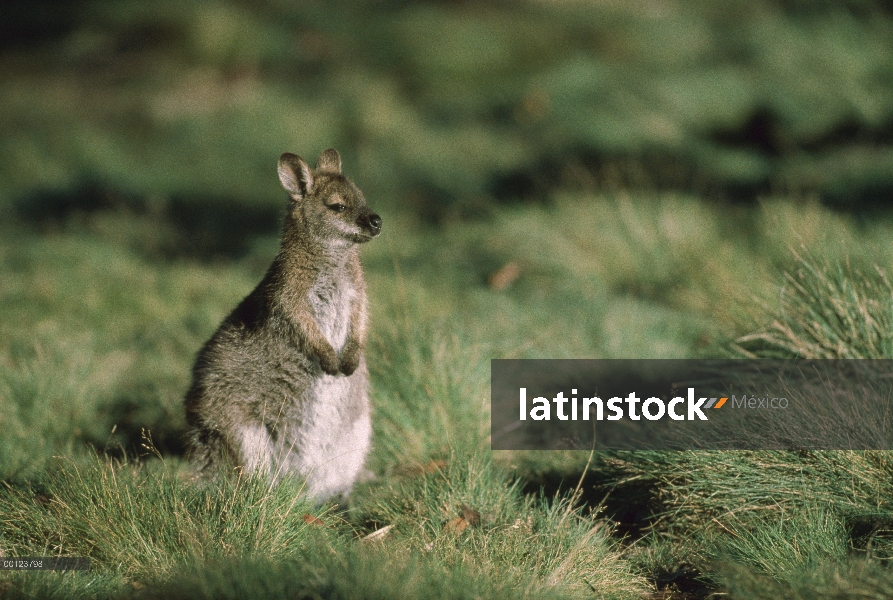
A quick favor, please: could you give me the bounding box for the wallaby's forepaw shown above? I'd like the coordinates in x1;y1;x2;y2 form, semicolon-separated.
317;347;341;376
339;348;360;375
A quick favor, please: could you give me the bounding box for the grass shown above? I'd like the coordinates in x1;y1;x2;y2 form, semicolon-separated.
0;456;324;575
3;188;893;598
736;249;893;358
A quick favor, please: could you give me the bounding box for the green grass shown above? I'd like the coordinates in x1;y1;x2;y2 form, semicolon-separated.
0;456;324;575
736;250;893;358
3;189;893;597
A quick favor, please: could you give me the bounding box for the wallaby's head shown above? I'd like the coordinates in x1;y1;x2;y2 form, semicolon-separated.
277;149;381;248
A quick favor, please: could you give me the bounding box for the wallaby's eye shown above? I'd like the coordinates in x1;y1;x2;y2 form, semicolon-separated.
328;203;346;213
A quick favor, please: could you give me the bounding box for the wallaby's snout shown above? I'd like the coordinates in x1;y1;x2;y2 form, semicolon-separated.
360;212;382;238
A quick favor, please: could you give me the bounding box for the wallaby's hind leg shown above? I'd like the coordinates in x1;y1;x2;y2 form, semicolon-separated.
233;423;277;477
188;421;276;479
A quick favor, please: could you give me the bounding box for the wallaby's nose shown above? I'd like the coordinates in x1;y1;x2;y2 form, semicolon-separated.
367;213;382;235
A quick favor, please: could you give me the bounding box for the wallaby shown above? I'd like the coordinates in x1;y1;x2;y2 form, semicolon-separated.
184;149;381;501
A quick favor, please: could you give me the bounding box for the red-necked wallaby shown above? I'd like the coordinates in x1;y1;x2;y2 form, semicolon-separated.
185;149;381;501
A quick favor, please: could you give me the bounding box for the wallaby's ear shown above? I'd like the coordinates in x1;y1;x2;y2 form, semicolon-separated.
278;153;313;200
316;148;342;174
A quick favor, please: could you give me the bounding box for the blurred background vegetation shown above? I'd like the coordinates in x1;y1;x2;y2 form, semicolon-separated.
4;1;893;597
3;0;893;215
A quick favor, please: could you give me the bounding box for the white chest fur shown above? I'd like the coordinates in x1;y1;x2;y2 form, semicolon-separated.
308;271;356;352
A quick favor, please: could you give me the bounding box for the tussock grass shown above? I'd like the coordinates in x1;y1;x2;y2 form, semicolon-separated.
368;322;490;467
136;548;596;600
355;453;650;599
599;451;893;537
0;335;120;480
584;242;893;594
0;226;256;477
589;448;893;595
736;250;893;358
0;455;323;578
718;558;893;600
715;504;849;578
